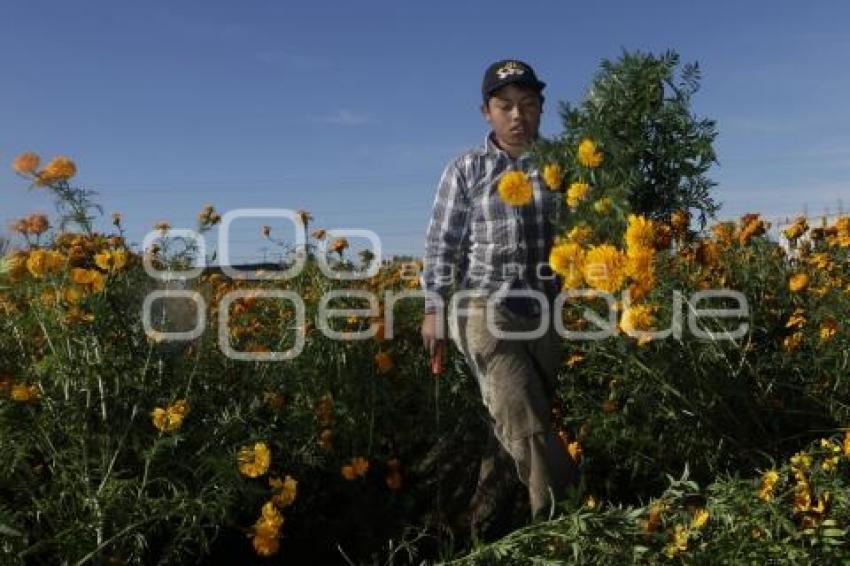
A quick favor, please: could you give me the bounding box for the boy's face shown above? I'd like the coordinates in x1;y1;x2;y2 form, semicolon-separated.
481;83;542;150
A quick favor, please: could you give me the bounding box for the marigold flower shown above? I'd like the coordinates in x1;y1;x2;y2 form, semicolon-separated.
577;138;603;168
783;332;803;352
785;309;806;330
619;304;656;342
541;163;562;191
94;250;129;273
584;245;626;293
788;273;809;293
711;222;736;245
843;431;850;457
549;242;585;289
664;524;689;558
39;156;77;183
340;465;357;480
329;237;349;254
691;508;709;530
71;268;106;294
352;456;369;476
497;170;533;207
252;533;280;557
238;442;272;478
819;318;838;341
150;399;189;433
270;475;298;508
566;181;590;208
625;247;655;282
375;351;394;374
10;383;40;402
694;241;720;267
25;214;50;236
625;214;656;252
567;441;582;463
738;214;767;244
12;151;40;175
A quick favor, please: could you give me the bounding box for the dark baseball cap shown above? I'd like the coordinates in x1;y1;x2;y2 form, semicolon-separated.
481;59;546;102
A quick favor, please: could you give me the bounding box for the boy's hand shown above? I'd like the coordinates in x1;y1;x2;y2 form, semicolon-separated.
421;313;446;375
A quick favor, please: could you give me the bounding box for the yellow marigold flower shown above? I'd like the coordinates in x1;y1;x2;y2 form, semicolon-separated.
738;214;767;244
625;214;656;252
577;138;603;168
94;250;129;273
566;181;590;208
10;383;40;402
150;399;189;433
62;287;83;305
12;151;40;175
238;442;272;478
270;475;298;508
790;451;812;471
843;431;850;457
497;170;533;207
619;304;656;343
691;508;709;530
819;318;838;341
71;268;106;294
549;242;585;289
567;441;582;463
584;244;626;293
593;197;612;214
626;247;655;282
664;524;689;558
809;253;831;270
252;533;280;557
541;163;562;191
783;332;803;352
39;156;77;182
565;225;593;244
788;273;809;293
785;308;806;330
783;217;808;240
26;250;50;278
711;222;736;245
375;351;394;374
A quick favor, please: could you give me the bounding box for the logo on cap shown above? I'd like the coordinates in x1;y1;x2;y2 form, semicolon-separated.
496;61;526;80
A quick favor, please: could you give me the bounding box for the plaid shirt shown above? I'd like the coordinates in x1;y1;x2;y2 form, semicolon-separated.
421;132;564;316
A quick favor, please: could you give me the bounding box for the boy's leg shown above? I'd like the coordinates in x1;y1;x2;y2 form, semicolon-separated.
451;298;579;521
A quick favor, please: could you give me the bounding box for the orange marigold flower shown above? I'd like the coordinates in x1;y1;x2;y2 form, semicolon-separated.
269;475;298;508
39;156;77;183
10;383;40;402
12;151;40;175
375;351;394;374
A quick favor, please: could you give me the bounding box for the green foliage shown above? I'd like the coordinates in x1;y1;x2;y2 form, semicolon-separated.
543;49;719;226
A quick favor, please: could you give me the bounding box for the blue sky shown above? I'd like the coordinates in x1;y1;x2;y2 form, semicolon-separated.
2;0;849;262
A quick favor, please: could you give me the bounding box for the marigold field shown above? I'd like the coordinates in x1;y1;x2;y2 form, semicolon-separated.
1;148;849;565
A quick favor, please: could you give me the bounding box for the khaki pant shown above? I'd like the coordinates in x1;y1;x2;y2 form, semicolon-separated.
449;295;579;520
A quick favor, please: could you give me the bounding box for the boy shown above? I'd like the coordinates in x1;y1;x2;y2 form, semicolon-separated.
420;59;578;541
